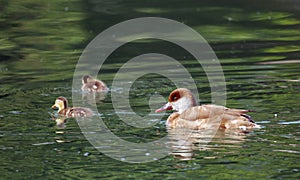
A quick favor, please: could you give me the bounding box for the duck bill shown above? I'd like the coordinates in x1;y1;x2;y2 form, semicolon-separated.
51;104;57;109
155;102;172;112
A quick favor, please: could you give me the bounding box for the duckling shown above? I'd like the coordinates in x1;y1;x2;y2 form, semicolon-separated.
81;75;108;92
51;96;94;117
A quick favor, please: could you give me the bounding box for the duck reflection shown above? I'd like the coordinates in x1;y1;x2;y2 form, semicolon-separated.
82;91;107;104
54;116;68;129
166;128;247;160
49;112;68;129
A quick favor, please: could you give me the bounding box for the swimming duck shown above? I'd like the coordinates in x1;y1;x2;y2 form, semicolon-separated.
155;88;260;131
81;75;108;92
51;96;94;117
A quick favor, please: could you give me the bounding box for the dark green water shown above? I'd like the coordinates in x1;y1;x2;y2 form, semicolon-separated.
1;0;299;179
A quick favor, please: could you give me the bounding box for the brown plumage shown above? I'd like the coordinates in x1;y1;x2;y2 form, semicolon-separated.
81;75;108;92
155;88;260;130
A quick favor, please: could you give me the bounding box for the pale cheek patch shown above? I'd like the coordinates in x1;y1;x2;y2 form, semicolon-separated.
172;97;192;113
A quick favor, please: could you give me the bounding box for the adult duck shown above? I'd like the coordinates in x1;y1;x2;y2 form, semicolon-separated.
51;96;94;117
155;88;260;131
81;75;108;92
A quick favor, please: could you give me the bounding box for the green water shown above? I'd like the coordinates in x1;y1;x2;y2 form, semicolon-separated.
1;0;300;179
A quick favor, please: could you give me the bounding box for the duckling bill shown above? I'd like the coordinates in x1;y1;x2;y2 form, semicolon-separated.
52;96;94;117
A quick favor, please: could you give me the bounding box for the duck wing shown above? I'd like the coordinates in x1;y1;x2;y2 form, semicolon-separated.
67;107;94;117
178;104;257;129
179;104;253;121
179;105;227;121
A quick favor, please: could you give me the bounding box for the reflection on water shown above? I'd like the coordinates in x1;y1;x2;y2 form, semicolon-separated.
167;128;247;160
82;91;107;105
54;116;68;129
0;0;300;179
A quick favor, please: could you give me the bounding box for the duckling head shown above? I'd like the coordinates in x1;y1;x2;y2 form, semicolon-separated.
82;75;94;84
52;96;68;112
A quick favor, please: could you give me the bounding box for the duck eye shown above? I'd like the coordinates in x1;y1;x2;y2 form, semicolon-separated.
169;91;181;102
172;94;180;101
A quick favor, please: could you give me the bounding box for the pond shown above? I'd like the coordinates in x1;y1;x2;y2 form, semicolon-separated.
1;0;299;179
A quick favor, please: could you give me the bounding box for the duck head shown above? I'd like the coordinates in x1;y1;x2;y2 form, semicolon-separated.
155;88;198;113
51;96;68;112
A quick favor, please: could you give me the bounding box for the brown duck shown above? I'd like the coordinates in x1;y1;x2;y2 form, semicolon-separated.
155;88;260;130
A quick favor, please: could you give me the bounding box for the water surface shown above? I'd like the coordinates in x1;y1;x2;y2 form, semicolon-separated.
0;0;299;179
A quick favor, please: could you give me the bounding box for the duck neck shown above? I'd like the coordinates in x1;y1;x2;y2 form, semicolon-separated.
176;96;197;113
58;106;64;113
